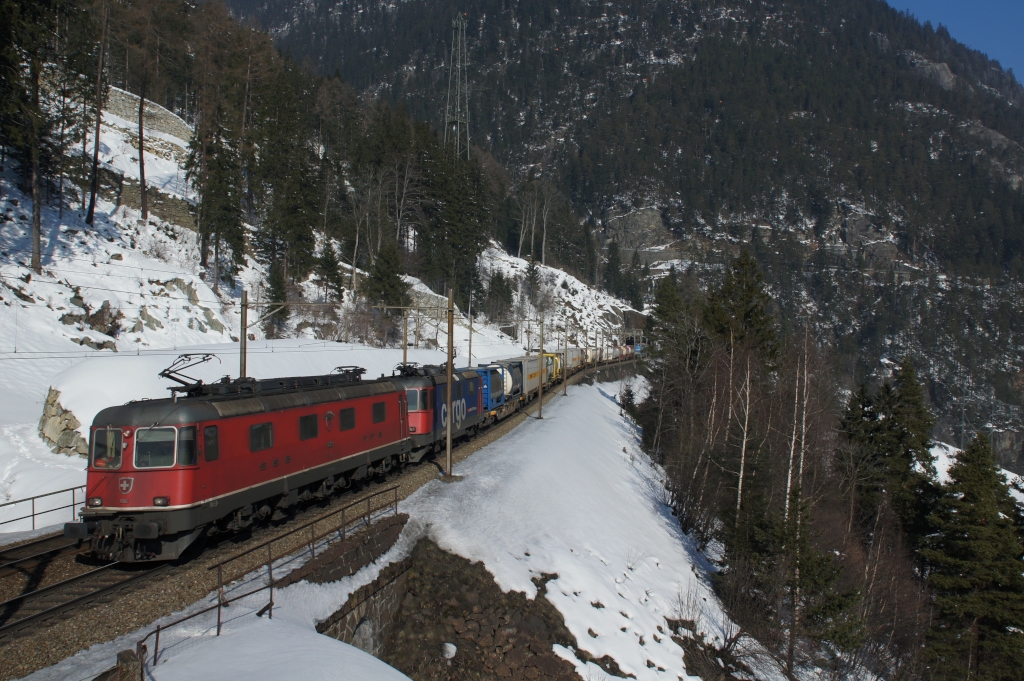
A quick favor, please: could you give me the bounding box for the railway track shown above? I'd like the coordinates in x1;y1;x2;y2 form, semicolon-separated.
0;534;85;581
0;560;169;643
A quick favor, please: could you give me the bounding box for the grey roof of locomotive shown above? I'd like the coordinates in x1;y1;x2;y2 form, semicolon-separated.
91;365;484;429
91;374;398;428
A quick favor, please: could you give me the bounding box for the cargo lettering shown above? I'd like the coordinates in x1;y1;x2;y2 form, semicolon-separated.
440;398;468;428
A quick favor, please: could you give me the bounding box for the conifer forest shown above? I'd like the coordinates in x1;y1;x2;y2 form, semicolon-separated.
3;0;1024;679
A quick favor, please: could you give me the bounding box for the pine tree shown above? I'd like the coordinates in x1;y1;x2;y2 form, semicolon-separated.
202;123;244;285
484;270;513;320
703;250;779;364
886;362;938;545
263;262;289;337
921;434;1024;679
316;241;346;303
603;240;623;298
525;258;540;305
363;239;408;308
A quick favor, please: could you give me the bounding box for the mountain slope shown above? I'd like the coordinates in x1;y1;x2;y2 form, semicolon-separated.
225;0;1024;469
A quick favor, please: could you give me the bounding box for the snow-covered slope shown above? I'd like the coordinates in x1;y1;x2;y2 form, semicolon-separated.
478;242;643;328
401;378;725;680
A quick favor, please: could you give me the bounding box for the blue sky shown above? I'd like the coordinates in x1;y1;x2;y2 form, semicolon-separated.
886;1;1024;79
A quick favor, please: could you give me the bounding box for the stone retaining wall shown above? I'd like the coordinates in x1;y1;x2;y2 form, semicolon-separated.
38;388;88;457
317;557;413;657
105;87;192;143
118;179;197;231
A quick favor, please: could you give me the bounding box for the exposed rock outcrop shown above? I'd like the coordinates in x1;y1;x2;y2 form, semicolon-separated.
38;388;88;457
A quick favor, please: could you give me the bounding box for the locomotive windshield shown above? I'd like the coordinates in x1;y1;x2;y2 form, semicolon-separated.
91;428;122;469
135;427;177;468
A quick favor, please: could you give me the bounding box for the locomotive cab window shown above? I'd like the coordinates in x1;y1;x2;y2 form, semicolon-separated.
91;428;122;469
178;426;198;466
204;426;219;462
406;390;419;411
299;414;318;440
135;427;177;468
338;408;356;431
250;422;273;452
372;402;386;424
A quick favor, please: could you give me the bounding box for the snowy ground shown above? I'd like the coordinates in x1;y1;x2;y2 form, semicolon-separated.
19;379;732;681
400;378;724;680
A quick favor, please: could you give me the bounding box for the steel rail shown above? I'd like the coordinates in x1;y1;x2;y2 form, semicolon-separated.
0;537;84;580
0;562;169;641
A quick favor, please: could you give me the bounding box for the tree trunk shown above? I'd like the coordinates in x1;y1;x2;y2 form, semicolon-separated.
541;192;550;266
138;83;148;221
30;61;42;274
212;233;219;293
351;222;360;296
784;356;801;522
734;356;751;529
58;80;67;220
85;1;108;226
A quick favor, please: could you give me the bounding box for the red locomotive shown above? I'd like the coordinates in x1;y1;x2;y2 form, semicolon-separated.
65;357;484;562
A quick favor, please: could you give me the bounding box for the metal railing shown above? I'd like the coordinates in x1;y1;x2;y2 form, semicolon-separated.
0;485;86;531
135;485;399;670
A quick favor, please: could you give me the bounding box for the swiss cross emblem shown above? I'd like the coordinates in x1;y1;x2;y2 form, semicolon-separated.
119;477;134;494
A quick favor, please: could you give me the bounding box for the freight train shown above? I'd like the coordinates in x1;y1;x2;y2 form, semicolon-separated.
64;343;639;562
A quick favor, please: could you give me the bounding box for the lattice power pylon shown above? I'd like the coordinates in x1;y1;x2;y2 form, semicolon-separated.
444;14;471;160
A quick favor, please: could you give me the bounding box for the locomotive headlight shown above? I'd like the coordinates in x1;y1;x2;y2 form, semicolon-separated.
153;497;170;507
87;497;103;507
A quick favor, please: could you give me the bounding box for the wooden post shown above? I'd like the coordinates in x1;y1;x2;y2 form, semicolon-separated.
538;319;544;419
403;309;408;365
468;294;473;367
239;290;248;379
446;289;454;476
564;320;568;396
267;544;274;619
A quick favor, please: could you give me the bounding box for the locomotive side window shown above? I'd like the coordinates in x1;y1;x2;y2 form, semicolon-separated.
136;427;177;468
338;408;356;431
250;422;273;452
204;426;219;462
372;402;386;424
299;414;318;440
420;389;430;410
91;428;122;469
468;381;476;395
178;426;198;466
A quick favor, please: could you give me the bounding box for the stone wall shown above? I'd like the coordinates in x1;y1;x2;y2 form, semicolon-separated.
118;179;197;231
317;557;413;657
38;388;88;457
105;87;192;143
